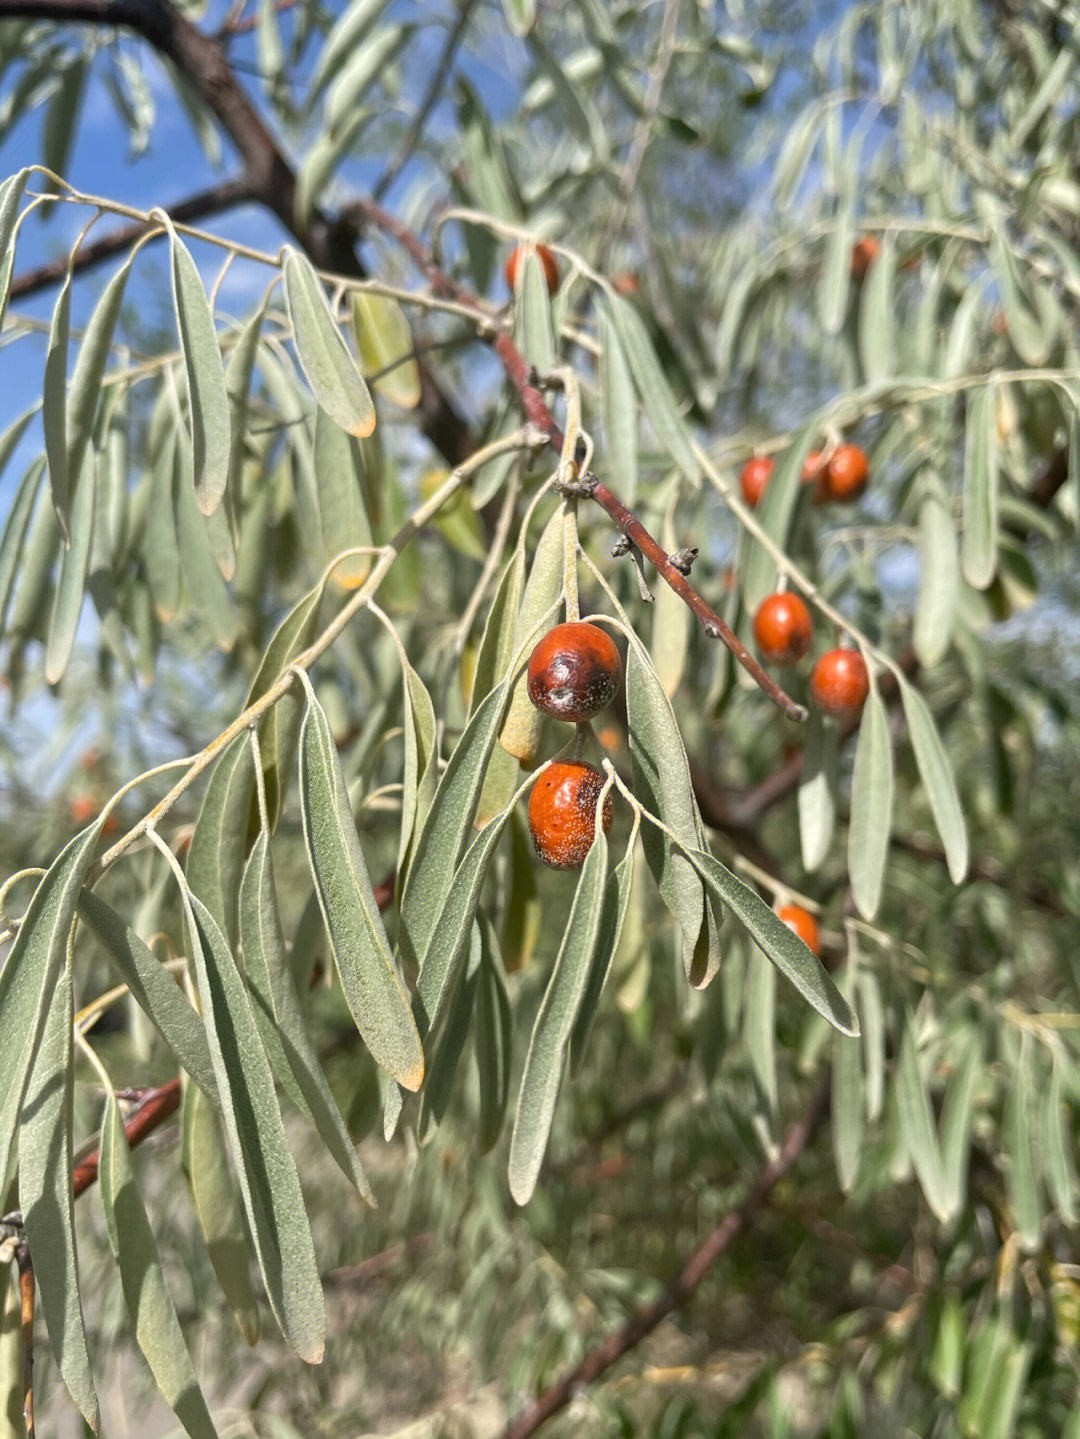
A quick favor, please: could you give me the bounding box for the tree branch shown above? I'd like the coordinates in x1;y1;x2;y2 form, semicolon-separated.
497;1080;830;1439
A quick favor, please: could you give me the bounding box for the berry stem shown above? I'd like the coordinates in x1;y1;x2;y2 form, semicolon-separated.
563;497;581;622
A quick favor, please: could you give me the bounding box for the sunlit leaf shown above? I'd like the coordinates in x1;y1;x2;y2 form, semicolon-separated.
283;246;375;437
848;684;893;921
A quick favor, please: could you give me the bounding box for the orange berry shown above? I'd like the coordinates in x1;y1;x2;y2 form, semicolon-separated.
740;455;775;508
810;648;870;719
777;904;821;955
505;242;559;295
527;621;622;723
528;760;613;870
850;234;880;279
102;812;120;836
823;444;869;502
69;795;98;824
614;271;641;295
753;592;813;665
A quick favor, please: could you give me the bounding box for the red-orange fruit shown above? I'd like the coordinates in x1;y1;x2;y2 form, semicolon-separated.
740;455;775;508
810;648;870;719
528;760;614;870
850;234;880;278
777;904;821;955
505;242;559;295
753;592;813;665
69;795;98;824
527;621;622;723
823;444;869;502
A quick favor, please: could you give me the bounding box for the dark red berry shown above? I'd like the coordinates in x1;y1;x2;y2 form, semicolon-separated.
527;621;622;723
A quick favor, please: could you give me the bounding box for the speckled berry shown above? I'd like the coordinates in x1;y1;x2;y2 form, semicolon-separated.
527;621;622;724
528;760;613;870
505;242;559;295
777;904;821;955
753;592;813;665
810;648;870;719
740;455;774;508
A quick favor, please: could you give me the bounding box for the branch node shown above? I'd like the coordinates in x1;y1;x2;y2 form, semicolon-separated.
554;469;598;498
669;546;699;575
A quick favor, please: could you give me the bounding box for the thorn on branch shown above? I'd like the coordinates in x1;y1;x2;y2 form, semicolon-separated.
669;547;699;575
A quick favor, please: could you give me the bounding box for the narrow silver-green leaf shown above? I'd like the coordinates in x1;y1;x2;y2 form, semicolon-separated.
167;224;230;515
798;709;838;872
0;816;105;1194
307;0;385;97
324;22;411;134
898;676;968;883
514;247;556;375
66;256;132;487
239;832;374;1202
896;1010;951;1221
509;827;609;1205
989;227;1056;366
174;434;241;649
1043;1055;1077;1225
857;968;885;1121
601;291;700;481
352;290;421;409
312;407;372;586
77;889;217;1103
186;733;254;950
744;945;778;1128
857;231;896;384
599;305;638;504
475;912;512;1154
848;684;893;921
143;429;181;621
940;1029;982;1217
499;508;564;763
832;964;864;1192
45;447;95;683
43;270;72;542
569;837;637;1074
469;545;526;715
398;656;438;876
180;1083;260;1345
20;953;99;1431
682;846;858;1035
962;381;998;589
741;422;819;613
299;689;424;1090
626;641;710;985
818;203;854;335
225;295;269;493
283;246;375;438
246;585;323;828
416;923;483;1145
650;503;691;698
185;892;325;1362
914;473;960;666
0;456;45;638
1006;1035;1042;1251
99;1087;219;1439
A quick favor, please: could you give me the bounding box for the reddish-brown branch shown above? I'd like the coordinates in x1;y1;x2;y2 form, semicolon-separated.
16;1246;35;1438
497;1080;829;1439
72;1077;181;1199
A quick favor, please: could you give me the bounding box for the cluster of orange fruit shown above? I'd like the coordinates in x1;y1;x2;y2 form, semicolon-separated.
752;589;869;722
739;443;869;510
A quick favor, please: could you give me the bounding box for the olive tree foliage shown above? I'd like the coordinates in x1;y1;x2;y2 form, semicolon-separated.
1;0;1080;1435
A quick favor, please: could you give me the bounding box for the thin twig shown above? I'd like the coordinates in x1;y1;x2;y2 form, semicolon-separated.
497;1080;830;1439
16;1246;35;1439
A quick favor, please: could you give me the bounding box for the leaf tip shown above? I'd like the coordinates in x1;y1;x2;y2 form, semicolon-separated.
399;1057;425;1093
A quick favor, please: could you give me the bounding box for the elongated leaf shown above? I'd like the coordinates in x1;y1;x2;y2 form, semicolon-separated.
626;641;712;986
247;586;323;828
832;964;864;1192
184;892;325;1361
501;0;535;35
239;832;374;1201
858;968;885;1121
0;456;45;638
896;1011;951;1221
745;945;778;1131
299;689;424;1089
398;655;438;875
818;203;854;335
857;231;896;384
180;1082;260;1345
186;733;254;949
940;1029;982;1216
599;304;638;504
402;680;511;967
76;889;217;1103
499;508;564;763
601;291;700;481
99;1086;219;1439
898;677;968;883
1006;1035;1042;1251
650;503;691;698
352;290;421;409
325;22;411;134
66;256;132;487
469;545;526;715
225;294;269;491
509;827;609;1204
308;0;385;97
798;709;838;872
475;913;512;1153
514;247;556;375
0;816;104;1194
962;381;998;589
848;685;893;920
417;923;483;1144
143;429;181;621
283;246;375;437
741;422;818;612
20;952;98;1430
173;434;241;648
914;473;959;666
43;270;72;541
45;447;95;683
312;407;372;586
167;223;230;515
681;846;858;1034
989;227;1056;366
569;836;637;1074
1043;1055;1077;1225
